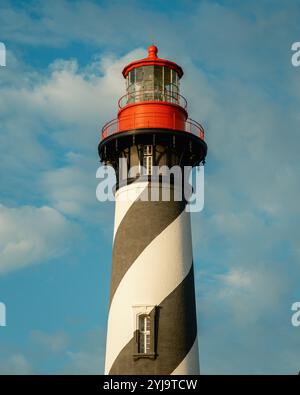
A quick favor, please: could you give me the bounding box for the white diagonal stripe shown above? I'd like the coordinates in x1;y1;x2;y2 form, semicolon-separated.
105;208;193;374
171;337;200;375
113;182;149;241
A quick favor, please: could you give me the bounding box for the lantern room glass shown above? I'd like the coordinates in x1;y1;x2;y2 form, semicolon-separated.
126;66;179;105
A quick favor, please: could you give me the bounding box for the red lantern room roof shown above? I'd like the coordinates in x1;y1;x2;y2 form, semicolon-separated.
122;44;184;79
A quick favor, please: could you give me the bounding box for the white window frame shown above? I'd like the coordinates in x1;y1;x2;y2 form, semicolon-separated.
132;305;155;356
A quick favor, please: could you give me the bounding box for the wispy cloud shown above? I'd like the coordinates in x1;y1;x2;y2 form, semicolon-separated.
0;204;78;274
0;353;33;375
31;330;69;353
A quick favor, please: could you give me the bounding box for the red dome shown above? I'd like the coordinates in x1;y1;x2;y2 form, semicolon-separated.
122;44;183;78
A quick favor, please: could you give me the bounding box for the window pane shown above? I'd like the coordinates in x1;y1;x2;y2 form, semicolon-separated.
164;67;171;96
146;316;151;330
154;66;162;88
139;316;145;331
138;314;151;353
142;66;154;83
133;68;141;101
136;68;143;82
140;335;145;353
142;66;154;100
172;69;178;86
146;333;150;352
130;70;135;85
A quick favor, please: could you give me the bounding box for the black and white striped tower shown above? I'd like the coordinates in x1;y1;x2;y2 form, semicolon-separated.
98;45;207;375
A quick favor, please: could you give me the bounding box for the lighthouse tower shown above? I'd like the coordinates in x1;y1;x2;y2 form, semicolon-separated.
98;45;207;375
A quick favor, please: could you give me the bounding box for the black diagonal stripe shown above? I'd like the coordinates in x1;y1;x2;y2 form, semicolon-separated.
110;196;186;304
108;264;198;375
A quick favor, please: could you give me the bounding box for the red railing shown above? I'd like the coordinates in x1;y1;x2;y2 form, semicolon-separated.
101;118;119;139
101;117;204;140
185;118;205;140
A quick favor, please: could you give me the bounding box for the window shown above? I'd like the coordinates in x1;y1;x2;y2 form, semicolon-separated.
139;315;151;354
142;145;153;175
132;305;157;359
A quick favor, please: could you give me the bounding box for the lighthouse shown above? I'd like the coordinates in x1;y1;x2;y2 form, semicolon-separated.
98;45;207;375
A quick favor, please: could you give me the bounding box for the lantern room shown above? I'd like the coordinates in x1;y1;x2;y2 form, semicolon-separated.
101;45;204;140
123;45;182;106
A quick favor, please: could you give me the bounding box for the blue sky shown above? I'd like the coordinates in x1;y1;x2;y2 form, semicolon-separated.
0;0;300;374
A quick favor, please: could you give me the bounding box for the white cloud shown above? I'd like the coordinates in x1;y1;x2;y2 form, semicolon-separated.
0;47;144;207
0;44;148;281
0;353;33;375
42;153;95;217
63;327;105;374
31;330;69;352
0;0;171;49
0;48;139;254
64;350;103;375
41;152;114;228
0;327;105;374
217;267;288;324
0;204;78;274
